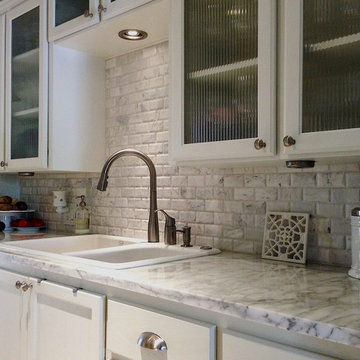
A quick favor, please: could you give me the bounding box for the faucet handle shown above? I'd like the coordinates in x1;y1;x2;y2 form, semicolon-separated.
155;210;177;245
155;209;175;227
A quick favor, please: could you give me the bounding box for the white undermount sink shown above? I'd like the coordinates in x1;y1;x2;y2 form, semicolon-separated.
2;234;220;269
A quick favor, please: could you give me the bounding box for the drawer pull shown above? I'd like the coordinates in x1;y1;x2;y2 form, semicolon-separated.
137;332;168;351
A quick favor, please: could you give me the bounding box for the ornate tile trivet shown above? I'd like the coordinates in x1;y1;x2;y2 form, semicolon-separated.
262;212;309;264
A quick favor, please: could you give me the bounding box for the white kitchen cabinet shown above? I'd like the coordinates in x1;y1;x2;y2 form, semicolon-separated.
28;279;105;360
107;299;216;360
0;268;105;360
170;0;276;164
5;0;48;171
49;0;153;42
0;0;25;15
282;0;360;157
101;0;152;21
48;0;99;41
0;269;28;360
222;329;336;360
0;0;105;173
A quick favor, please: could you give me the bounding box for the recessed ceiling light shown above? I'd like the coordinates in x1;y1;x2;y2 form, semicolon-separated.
118;29;148;41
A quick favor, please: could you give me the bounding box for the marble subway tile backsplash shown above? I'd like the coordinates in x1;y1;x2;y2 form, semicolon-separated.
19;42;360;267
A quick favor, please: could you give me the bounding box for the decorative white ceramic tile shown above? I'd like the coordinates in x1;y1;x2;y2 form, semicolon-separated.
262;212;309;264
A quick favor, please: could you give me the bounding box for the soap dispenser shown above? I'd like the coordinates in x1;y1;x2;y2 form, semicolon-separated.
75;195;90;234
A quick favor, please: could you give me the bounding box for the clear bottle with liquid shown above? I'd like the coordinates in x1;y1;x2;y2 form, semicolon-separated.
75;195;90;234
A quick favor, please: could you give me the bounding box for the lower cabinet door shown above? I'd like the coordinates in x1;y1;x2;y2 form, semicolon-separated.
222;330;336;360
0;269;29;360
28;279;105;360
107;299;216;360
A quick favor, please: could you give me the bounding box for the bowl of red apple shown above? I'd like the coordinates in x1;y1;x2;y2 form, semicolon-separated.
11;218;46;232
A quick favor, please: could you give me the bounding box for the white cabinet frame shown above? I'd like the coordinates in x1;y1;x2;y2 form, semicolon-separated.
102;0;152;21
170;0;277;164
282;0;360;157
5;0;48;170
0;14;5;171
48;0;99;42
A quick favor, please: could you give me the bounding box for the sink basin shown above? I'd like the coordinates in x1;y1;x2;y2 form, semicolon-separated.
3;234;145;253
66;243;221;269
1;234;220;269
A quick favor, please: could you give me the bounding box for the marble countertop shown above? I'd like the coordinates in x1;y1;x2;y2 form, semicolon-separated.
0;234;359;351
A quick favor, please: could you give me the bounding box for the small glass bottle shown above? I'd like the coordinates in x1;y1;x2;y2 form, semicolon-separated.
75;195;90;234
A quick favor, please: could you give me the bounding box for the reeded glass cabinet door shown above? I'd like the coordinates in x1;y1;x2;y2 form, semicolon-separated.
283;0;360;155
5;0;48;169
170;0;276;163
48;0;98;41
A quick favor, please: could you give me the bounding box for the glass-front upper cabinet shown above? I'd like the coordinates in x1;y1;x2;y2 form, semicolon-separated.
48;0;99;41
5;0;48;170
170;0;276;163
283;0;360;156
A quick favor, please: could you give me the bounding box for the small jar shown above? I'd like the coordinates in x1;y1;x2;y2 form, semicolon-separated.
349;207;360;279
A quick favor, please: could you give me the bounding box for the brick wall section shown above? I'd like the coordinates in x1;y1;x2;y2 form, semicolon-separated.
19;42;360;267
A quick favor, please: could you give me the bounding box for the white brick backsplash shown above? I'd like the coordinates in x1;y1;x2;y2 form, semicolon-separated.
278;188;302;201
303;188;330;202
244;175;266;187
291;173;317;187
345;173;360;187
17;42;359;267
317;203;344;218
234;188;254;200
254;188;278;201
266;174;290;187
331;189;359;203
317;173;345;187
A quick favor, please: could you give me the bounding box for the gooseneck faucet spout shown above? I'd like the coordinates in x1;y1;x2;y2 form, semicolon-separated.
97;148;159;243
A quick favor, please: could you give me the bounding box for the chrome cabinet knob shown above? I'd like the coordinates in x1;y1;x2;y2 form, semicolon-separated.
137;332;168;351
254;138;266;150
84;9;93;17
283;135;296;147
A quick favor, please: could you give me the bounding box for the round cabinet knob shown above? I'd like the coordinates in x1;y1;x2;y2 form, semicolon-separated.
98;4;107;14
137;332;168;351
15;280;25;289
84;9;93;17
21;282;33;292
0;161;8;167
254;138;266;150
283;135;296;147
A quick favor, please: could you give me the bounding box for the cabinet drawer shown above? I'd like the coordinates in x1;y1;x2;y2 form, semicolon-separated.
222;330;336;360
107;299;216;360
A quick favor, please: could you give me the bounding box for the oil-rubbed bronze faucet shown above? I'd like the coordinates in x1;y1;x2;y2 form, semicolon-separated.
97;149;159;243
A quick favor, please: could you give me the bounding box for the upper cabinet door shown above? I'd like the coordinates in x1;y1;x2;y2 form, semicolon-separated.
102;0;152;21
283;0;360;156
48;0;99;41
5;0;48;170
0;14;5;171
170;0;276;164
